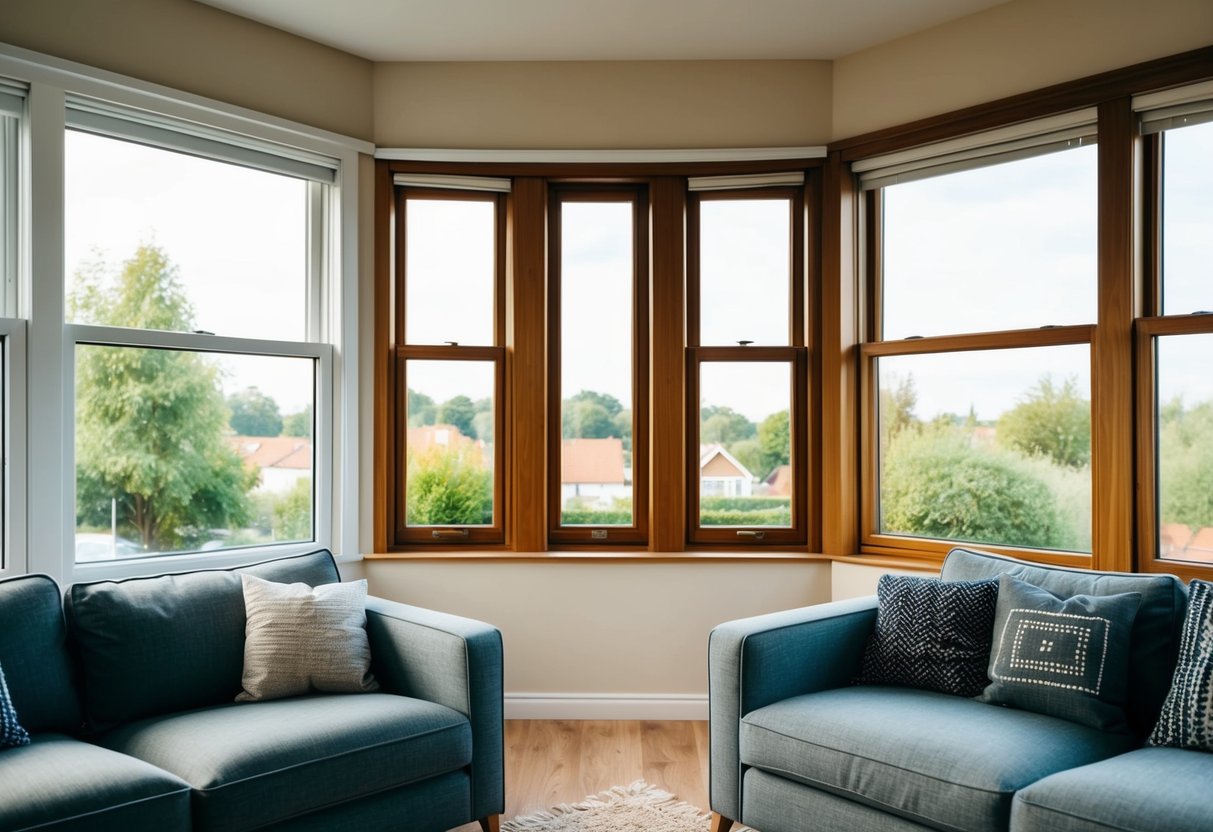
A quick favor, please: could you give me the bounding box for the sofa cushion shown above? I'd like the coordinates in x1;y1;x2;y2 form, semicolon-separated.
0;662;29;748
238;575;378;702
740;686;1135;832
98;692;472;832
67;550;340;731
941;547;1187;736
856;574;998;697
1013;747;1213;832
0;574;81;734
0;733;190;832
981;575;1141;732
1150;578;1213;750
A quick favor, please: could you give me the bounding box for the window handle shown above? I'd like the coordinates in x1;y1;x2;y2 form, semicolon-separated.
431;528;470;539
736;530;766;540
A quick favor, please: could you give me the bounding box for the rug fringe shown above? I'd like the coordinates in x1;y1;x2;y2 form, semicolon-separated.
501;780;713;830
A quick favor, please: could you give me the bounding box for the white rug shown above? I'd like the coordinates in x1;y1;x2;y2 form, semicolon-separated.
501;781;751;832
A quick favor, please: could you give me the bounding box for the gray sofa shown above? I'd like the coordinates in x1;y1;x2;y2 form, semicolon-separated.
0;549;503;832
709;548;1211;832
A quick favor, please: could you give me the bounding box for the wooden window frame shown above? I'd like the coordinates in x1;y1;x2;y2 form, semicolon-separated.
1136;114;1213;581
1135;316;1213;582
858;136;1107;567
686;187;809;547
547;184;650;547
389;186;508;548
859;325;1097;567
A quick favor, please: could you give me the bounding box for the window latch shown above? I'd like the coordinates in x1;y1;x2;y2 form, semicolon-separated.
736;530;766;540
444;340;459;346
431;528;470;539
738;340;754;346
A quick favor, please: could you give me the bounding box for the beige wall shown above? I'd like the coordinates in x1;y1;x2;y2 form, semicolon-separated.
0;0;373;140
373;60;832;148
831;561;938;602
833;0;1213;140
366;560;830;699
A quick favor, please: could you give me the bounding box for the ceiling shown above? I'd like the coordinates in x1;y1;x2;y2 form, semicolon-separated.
195;0;1010;62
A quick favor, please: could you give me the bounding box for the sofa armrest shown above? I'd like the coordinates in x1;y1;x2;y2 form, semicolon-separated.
708;596;878;822
364;596;503;821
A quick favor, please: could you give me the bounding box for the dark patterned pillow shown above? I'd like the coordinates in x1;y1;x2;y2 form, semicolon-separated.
855;574;999;697
0;662;30;749
1149;579;1213;750
981;575;1141;732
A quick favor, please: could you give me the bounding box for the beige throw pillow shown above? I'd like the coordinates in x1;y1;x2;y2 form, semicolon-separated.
237;574;379;702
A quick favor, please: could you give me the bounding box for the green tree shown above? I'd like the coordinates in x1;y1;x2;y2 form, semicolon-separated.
1159;399;1213;529
282;404;313;438
406;445;493;525
406;389;437;427
757;410;790;477
563;398;616;438
881;426;1073;550
880;375;918;451
73;245;258;550
997;376;1090;469
701;406;757;445
566;389;623;417
437;394;476;438
227;386;283;436
271;477;312;541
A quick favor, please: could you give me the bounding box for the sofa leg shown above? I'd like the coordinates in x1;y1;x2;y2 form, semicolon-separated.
478;815;501;832
710;812;735;832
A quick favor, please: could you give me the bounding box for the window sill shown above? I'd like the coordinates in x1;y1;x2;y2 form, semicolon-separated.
363;550;833;564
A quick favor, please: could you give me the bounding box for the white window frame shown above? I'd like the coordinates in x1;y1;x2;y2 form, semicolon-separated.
1;41;371;584
0;318;26;578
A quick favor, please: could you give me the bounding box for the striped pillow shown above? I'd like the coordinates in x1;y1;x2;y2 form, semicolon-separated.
237;574;379;702
0;662;30;748
1150;579;1213;750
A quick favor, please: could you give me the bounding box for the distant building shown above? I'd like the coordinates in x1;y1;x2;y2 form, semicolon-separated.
407;423;477;453
699;444;755;498
229;436;311;492
764;464;792;497
561;437;628;507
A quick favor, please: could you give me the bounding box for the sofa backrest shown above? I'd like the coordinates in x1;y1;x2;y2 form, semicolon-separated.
941;547;1188;737
66;549;339;732
0;574;82;734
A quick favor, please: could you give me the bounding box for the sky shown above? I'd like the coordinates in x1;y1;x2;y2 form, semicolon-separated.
61;120;1213;428
64;130;314;414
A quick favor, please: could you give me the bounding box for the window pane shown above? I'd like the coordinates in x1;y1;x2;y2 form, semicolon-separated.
699;362;792;527
882;146;1097;339
75;346;316;562
1162;121;1213;315
65;130;309;341
876;345;1091;552
699;199;790;346
405;198;495;346
559;202;634;526
405;359;495;527
1156;334;1213;563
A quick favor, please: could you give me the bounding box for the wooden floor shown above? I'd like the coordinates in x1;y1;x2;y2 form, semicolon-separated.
450;720;711;831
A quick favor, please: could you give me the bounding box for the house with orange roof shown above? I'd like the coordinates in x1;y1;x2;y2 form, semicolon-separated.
229;436;312;492
561;437;629;508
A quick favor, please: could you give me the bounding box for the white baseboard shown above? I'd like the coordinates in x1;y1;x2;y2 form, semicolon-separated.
505;692;709;720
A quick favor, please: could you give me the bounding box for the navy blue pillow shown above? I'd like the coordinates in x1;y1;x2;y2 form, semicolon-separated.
856;574;1000;697
0;662;30;749
981;575;1142;732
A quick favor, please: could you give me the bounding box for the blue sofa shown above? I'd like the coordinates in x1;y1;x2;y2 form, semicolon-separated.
0;550;503;832
709;548;1211;832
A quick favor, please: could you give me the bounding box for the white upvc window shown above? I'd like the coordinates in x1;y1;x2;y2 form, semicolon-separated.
1;42;368;583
